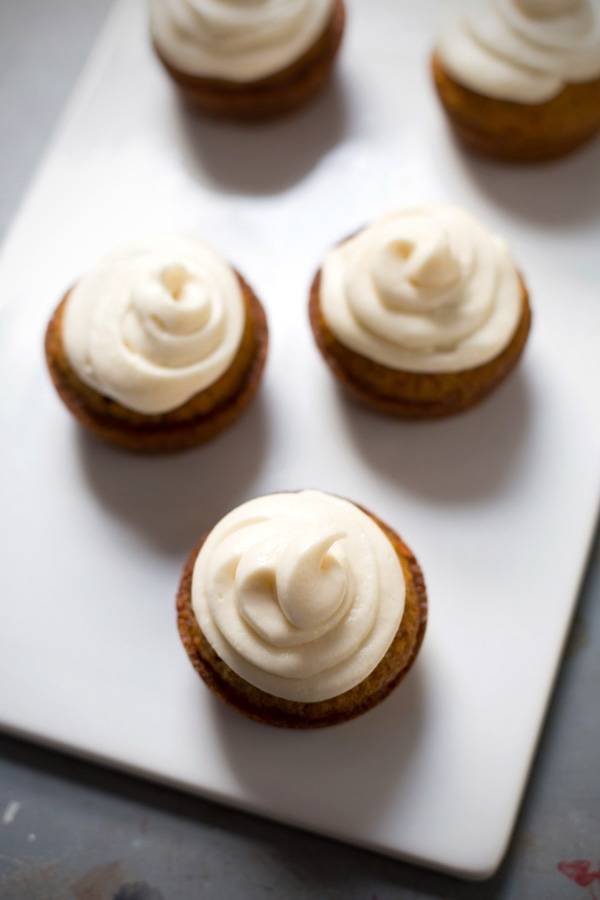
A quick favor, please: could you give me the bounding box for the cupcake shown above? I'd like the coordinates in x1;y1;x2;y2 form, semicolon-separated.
432;0;600;162
45;235;268;452
309;205;531;418
177;490;427;728
150;0;346;121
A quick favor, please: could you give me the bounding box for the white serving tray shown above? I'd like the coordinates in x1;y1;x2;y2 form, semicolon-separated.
2;0;600;880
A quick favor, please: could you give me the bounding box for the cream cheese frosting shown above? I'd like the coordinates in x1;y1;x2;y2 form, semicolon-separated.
62;235;245;415
437;0;600;103
320;206;523;374
191;491;406;702
149;0;334;83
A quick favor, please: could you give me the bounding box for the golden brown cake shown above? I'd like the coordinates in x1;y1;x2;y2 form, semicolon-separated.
45;236;269;453
432;0;600;162
177;491;427;729
309;206;532;418
150;0;346;121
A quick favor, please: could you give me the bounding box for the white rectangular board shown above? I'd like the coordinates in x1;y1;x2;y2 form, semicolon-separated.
1;0;600;880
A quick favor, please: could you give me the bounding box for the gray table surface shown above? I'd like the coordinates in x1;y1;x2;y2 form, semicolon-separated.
1;2;599;898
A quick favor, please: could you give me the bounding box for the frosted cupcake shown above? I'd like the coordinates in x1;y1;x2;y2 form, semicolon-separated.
432;0;600;162
309;205;531;418
150;0;346;121
45;235;268;452
177;491;427;728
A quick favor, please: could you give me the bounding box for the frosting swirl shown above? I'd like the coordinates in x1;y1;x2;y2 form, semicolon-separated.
192;491;406;702
320;206;522;373
63;235;245;414
150;0;334;82
437;0;600;103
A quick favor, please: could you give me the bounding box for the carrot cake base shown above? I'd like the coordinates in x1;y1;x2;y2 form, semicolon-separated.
153;0;346;121
45;273;269;453
309;269;531;418
176;503;427;729
432;52;600;163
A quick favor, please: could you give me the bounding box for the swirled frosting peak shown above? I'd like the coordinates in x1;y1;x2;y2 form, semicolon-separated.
150;0;334;82
320;206;523;373
437;0;600;103
192;491;406;702
63;235;245;414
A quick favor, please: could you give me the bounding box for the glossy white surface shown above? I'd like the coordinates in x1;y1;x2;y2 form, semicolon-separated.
1;0;599;880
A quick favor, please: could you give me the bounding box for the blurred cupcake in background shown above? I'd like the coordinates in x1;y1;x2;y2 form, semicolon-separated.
432;0;600;162
150;0;346;121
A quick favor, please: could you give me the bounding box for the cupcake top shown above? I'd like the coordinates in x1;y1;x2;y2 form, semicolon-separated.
149;0;334;83
192;491;406;702
437;0;600;103
62;235;245;415
320;205;523;374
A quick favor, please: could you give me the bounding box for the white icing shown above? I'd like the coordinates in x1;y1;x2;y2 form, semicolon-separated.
63;235;245;415
320;206;523;374
150;0;334;82
437;0;600;103
191;491;406;702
